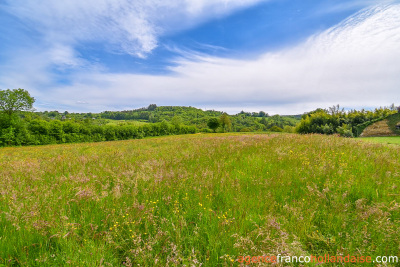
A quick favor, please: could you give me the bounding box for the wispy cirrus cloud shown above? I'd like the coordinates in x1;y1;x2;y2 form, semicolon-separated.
2;0;267;58
35;4;400;114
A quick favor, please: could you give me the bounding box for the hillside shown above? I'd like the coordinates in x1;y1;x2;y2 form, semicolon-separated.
360;113;400;137
387;113;400;135
35;105;301;132
1;133;400;265
360;119;396;137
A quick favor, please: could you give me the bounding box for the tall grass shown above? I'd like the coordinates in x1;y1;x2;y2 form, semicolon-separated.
0;133;399;266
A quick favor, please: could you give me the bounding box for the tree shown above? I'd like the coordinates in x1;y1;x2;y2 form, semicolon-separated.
207;118;220;133
171;116;182;128
219;113;232;132
147;104;157;111
0;88;35;117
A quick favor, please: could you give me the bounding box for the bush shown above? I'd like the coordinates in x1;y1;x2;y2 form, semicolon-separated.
207;118;220;133
0;127;15;146
269;126;283;132
283;126;295;133
337;124;354;138
321;124;334;135
239;127;252;132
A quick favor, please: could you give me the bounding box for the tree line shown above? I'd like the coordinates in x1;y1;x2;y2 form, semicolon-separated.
295;104;399;137
3;88;396;147
36;104;300;133
0;89;197;147
0;118;197;146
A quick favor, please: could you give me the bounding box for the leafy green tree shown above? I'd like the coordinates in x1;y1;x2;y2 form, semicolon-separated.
207;118;220;133
0;88;35;117
171;116;182;128
147;104;157;111
219;113;231;132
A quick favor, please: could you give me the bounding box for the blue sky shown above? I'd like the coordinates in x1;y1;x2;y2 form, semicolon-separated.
0;0;399;114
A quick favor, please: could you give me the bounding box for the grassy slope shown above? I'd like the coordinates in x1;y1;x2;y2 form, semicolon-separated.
360;113;400;137
1;134;400;266
387;113;400;135
360;119;395;137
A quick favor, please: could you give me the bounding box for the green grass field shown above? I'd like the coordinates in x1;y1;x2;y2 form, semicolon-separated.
358;136;400;145
1;134;400;266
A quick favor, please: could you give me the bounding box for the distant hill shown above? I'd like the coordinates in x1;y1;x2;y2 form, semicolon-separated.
35;105;301;132
99;105;301;132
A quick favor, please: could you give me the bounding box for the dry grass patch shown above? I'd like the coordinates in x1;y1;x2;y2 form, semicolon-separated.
361;119;396;137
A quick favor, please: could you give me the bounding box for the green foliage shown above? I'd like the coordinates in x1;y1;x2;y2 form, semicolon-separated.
219;113;231;133
321;124;334;135
0;127;15;146
269;126;283;132
386;113;400;135
96;106;299;132
296;105;397;137
283;125;295;133
147;104;157;111
207;118;220;132
337;124;354;138
0;88;35;116
239;127;252;132
200;128;212;133
0;118;197;147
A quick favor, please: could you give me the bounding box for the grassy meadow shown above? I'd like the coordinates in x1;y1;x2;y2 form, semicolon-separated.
358;136;400;145
1;133;400;266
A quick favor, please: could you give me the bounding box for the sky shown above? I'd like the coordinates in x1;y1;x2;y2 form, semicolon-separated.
0;0;399;115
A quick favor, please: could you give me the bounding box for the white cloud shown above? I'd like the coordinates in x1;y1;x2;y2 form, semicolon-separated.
30;4;400;114
3;0;266;58
1;3;400;114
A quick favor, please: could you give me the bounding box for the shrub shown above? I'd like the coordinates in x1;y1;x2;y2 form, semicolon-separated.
207;118;220;133
239;127;252;132
321;124;334;135
269;126;283;132
283;126;295;133
337;124;354;138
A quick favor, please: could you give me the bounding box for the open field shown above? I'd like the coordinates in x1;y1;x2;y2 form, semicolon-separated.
358;137;400;145
1;134;400;266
